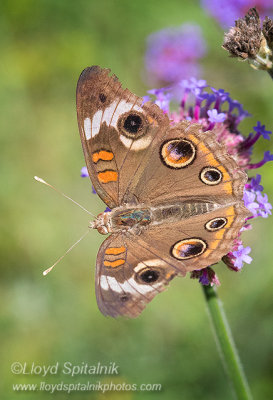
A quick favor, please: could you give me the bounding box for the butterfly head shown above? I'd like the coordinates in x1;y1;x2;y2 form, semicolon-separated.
89;212;112;235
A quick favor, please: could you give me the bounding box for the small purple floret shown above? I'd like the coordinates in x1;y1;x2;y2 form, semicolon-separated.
257;192;272;218
253;121;272;140
232;245;252;269
207;109;226;123
243;190;259;216
245;174;264;192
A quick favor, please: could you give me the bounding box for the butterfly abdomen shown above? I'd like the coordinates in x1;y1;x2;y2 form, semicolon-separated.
151;202;218;223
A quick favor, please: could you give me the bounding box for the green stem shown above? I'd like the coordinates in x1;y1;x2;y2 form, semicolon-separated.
202;285;252;400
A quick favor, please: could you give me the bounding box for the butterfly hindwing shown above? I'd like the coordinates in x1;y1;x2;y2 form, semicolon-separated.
95;233;177;318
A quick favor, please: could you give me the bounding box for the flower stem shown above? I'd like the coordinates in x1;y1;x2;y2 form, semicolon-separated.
202;285;252;400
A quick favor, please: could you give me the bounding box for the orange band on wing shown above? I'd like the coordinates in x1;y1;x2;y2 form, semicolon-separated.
98;170;118;183
92;151;114;163
104;259;125;268
105;247;126;255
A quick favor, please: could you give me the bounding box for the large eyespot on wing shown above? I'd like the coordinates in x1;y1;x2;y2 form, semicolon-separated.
171;238;207;260
95;234;177;318
160;138;197;169
114;109;153;152
118;111;148;139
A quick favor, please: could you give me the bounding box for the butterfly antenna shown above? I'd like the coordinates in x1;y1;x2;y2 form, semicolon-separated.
42;229;90;276
34;176;95;217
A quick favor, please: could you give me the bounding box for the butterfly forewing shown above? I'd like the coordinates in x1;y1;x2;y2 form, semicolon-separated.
76;66;169;208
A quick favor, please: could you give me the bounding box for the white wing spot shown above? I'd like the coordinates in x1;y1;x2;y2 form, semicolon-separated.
120;134;152;150
100;276;123;293
102;101;118;126
92;110;103;137
100;273;162;296
125;277;162;294
134;259;165;273
101;100;144;129
84;118;91;140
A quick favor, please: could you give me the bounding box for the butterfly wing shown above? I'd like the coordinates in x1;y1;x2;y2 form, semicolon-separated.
76;66;169;208
95;233;178;318
138;202;247;272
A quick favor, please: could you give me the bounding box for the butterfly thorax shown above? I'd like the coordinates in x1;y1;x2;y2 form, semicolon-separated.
90;201;218;235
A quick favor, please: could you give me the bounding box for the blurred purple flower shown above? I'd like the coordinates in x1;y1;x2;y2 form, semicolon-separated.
145;24;207;85
201;0;273;28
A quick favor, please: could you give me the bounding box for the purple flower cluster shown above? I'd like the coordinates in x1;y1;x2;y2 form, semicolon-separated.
146;77;272;285
144;24;206;86
201;0;273;28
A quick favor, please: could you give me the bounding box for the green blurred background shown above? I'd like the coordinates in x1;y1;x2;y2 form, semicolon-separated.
1;1;272;399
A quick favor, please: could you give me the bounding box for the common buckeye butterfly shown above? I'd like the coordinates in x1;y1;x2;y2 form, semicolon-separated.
76;66;248;318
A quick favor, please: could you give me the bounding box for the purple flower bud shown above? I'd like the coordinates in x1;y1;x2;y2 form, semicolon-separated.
191;267;220;286
81;166;89;177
